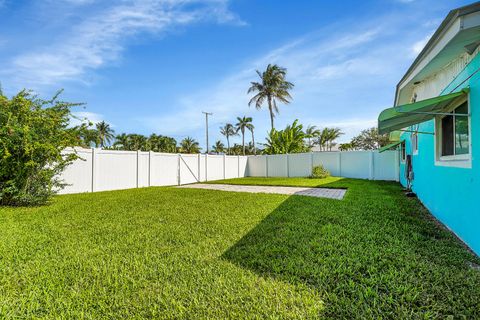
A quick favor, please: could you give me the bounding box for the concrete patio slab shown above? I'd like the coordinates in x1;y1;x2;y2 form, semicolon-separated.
178;184;346;200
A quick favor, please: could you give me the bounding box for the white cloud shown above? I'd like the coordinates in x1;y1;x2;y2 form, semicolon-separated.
5;0;243;87
411;33;433;55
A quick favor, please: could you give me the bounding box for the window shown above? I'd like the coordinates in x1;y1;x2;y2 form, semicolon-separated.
412;133;418;155
401;141;406;162
435;98;471;168
440;102;469;157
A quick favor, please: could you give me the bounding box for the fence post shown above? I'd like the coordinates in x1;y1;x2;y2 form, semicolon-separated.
177;154;181;185
148;151;152;187
310;152;314;174
198;153;201;182
223;154;226;179
286;154;290;178
237;155;240;178
91;148;96;192
266;155;269;177
338;152;342;177
369;151;375;180
136;150;140;188
205;153;208;182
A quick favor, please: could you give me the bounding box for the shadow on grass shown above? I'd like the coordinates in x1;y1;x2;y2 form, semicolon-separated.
221;180;480;318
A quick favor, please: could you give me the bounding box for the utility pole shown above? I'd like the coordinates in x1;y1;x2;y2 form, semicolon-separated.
202;111;213;154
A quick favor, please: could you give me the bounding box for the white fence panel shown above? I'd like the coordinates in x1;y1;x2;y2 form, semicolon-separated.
95;150;137;191
225;156;239;179
206;155;224;181
373;151;399;181
246;156;267;177
340;151;371;179
312;152;340;176
288;153;312;177
245;151;398;181
267;154;288;177
150;153;178;186
61;148;93;194
199;155;206;182
239;156;248;177
138;152;150;188
180;154;199;185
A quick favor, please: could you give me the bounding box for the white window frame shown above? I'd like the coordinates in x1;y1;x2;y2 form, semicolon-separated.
434;95;472;168
400;141;406;163
412;132;418;155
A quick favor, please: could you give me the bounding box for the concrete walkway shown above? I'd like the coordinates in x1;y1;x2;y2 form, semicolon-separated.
178;184;346;200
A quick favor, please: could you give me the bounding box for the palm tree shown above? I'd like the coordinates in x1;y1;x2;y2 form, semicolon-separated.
220;123;238;155
95;121;115;148
305;125;321;150
235;116;252;155
128;134;147;151
180;137;200;153
248;64;294;130
326;127;343;151
212;140;225;154
246;122;255;155
114;133;129;150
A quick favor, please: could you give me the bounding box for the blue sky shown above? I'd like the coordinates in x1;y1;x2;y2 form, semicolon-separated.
0;0;473;148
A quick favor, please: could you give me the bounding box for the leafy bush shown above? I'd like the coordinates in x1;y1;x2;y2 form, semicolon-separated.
263;119;309;154
0;89;83;206
310;165;330;179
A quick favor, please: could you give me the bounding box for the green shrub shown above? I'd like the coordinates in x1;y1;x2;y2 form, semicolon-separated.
310;165;330;179
0;89;84;206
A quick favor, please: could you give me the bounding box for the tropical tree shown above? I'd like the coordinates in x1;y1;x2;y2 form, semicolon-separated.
0;89;83;205
339;142;356;151
246;121;255;155
305;125;321;149
113;133;129;150
220;123;238;155
325;127;343;151
317;127;343;151
180;137;200;153
235;116;252;155
148;134;177;153
96;121;115;148
212;140;225;154
350;127;389;150
263;119;309;154
248;64;294;130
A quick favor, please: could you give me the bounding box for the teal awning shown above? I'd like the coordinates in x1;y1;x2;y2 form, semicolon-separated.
378;88;469;134
379;141;403;153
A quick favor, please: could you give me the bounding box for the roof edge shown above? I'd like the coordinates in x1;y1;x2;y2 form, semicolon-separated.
394;1;480;105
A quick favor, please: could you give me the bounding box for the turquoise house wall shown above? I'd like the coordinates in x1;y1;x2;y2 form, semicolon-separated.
399;53;480;255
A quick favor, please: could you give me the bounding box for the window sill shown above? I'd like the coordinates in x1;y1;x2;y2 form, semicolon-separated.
435;156;471;168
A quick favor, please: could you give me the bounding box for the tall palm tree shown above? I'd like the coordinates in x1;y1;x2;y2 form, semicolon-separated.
212;140;225;154
246;122;255;155
95;121;115;148
305;125;321;150
235;116;252;155
248;64;294;130
180;137;200;153
220;123;238;155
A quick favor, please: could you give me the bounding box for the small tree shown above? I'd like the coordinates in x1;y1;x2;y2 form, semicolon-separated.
350;127;389;150
0;89;84;206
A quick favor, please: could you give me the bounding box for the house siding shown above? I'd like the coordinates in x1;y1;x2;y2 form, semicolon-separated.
399;52;480;255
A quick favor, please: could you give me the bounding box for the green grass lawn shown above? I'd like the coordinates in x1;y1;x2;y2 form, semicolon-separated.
1;178;479;318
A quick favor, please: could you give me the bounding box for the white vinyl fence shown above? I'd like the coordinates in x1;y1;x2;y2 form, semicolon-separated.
60;148;248;194
246;151;399;181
